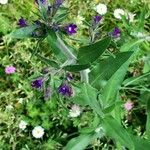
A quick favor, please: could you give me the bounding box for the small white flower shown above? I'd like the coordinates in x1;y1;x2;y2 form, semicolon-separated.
6;105;13;111
69;104;81;118
32;126;44;139
19;120;27;130
76;15;85;25
95;3;107;15
95;127;104;133
127;12;136;22
114;8;125;19
0;0;8;4
18;98;24;104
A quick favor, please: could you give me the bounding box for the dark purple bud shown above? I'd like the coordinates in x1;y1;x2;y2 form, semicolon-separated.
65;24;77;35
31;78;43;89
51;23;59;31
58;83;73;97
42;67;49;74
55;0;64;7
35;0;46;5
109;27;121;38
44;88;51;100
18;18;27;27
34;20;41;26
66;73;73;81
93;15;102;24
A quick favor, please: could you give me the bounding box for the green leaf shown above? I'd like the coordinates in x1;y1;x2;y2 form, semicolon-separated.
137;7;146;32
9;25;37;39
101;59;130;108
47;29;71;61
72;83;103;116
146;93;150;138
64;134;94;150
63;64;90;72
120;39;144;52
101;116;134;150
77;37;111;64
123;72;150;87
53;7;69;23
89;51;133;89
132;135;150;150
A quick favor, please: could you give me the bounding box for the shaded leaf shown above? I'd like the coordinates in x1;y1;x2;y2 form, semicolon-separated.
89;52;133;89
9;25;37;39
101;116;134;150
72;83;103;116
78;37;111;64
64;134;94;150
63;64;90;72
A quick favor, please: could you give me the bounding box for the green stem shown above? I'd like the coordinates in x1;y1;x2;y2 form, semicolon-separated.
57;34;89;83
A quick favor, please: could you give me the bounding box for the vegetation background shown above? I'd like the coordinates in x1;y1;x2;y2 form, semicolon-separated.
0;0;150;149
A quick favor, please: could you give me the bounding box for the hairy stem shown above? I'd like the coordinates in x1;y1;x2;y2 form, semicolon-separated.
57;34;89;83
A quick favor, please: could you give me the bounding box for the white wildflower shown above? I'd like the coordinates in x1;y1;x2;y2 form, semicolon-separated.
18;98;24;104
95;3;107;15
76;15;85;25
0;0;8;4
127;12;136;22
6;105;13;111
19;120;27;130
32;126;44;138
69;104;81;118
95;127;103;133
114;8;125;19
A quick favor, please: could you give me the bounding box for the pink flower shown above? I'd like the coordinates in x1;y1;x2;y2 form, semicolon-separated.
124;101;133;111
5;66;16;74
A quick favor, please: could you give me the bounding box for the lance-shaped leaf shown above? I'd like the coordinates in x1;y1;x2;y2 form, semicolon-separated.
72;83;103;116
77;37;111;64
132;135;150;150
9;25;37;39
101;116;134;150
101;60;130;108
146;92;150;138
64;134;94;150
47;30;76;61
89;51;133;89
63;64;90;72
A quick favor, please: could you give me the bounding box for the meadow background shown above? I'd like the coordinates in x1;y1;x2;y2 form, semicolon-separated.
0;0;150;149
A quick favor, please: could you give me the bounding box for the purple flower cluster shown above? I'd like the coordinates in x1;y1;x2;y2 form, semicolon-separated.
58;83;73;97
31;78;43;89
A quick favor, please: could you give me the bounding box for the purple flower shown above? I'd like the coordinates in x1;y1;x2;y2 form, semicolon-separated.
35;0;46;5
93;15;102;24
58;83;73;97
18;18;27;27
31;78;43;89
110;27;121;38
5;66;16;74
65;24;77;35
